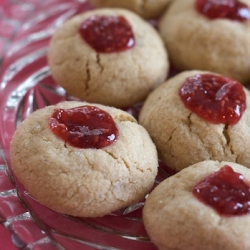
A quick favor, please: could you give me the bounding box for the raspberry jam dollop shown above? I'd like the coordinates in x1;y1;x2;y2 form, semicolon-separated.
49;105;118;149
79;15;135;53
179;74;246;125
193;165;250;216
195;0;250;21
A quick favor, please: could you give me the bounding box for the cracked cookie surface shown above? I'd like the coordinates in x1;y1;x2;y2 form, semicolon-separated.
10;101;158;217
139;70;250;172
159;0;250;85
143;160;250;250
47;8;169;108
88;0;172;19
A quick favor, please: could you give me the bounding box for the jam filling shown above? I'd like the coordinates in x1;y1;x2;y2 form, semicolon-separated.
49;105;118;149
179;74;246;125
193;165;250;216
195;0;250;21
79;15;135;53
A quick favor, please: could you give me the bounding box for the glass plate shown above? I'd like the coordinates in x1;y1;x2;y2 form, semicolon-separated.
0;0;174;249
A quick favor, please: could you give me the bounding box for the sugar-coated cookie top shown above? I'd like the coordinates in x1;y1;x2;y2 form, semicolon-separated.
159;0;250;84
48;8;169;107
143;160;250;250
10;101;158;217
139;70;250;171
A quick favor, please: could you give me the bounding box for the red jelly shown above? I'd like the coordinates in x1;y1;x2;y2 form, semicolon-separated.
49;105;118;149
195;0;250;21
79;15;135;53
179;74;246;125
193;165;250;216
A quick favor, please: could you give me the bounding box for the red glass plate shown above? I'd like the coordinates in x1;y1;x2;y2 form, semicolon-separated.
0;0;173;249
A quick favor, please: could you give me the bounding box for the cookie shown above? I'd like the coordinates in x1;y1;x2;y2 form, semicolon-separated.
88;0;172;19
159;0;250;84
139;70;250;172
47;8;169;108
143;160;250;250
10;101;158;217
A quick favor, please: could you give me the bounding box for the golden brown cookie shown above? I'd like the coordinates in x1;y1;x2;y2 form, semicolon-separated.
139;70;250;172
10;101;158;217
143;160;250;250
88;0;173;19
159;0;250;84
47;8;169;108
